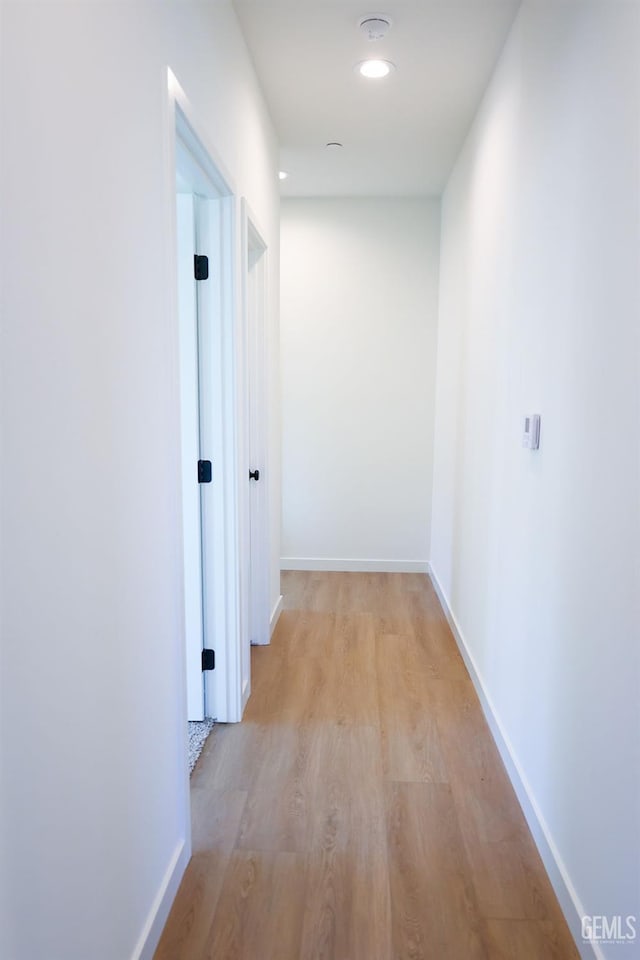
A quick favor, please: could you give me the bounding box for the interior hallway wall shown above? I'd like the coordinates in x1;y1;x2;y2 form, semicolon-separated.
431;1;640;951
0;3;279;958
280;197;440;571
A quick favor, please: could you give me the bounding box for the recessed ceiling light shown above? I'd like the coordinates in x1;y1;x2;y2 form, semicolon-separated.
278;171;289;180
326;142;343;149
357;59;395;79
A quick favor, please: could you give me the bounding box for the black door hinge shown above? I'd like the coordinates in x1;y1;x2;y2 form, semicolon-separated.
198;460;212;483
194;255;209;281
202;649;215;671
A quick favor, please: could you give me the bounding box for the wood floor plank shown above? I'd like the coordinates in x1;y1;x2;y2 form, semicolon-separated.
154;789;247;960
280;610;338;660
155;571;579;960
405;621;469;681
300;725;392;960
327;614;379;726
376;635;449;783
464;836;558;921
236;724;319;853
299;851;350;960
249;612;379;727
191;722;270;796
204;850;306;960
386;781;488;960
483;918;581;959
429;677;530;843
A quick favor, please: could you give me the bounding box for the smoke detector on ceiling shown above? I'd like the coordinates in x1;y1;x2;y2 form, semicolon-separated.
358;15;392;41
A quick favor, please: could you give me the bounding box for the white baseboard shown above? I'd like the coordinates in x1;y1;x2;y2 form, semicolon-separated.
280;557;430;573
269;594;284;637
428;566;597;960
133;837;191;960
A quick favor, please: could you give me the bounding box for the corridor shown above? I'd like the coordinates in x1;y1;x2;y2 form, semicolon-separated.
155;571;578;959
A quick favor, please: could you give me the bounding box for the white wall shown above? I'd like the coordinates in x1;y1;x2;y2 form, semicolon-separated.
0;3;279;958
280;198;440;570
431;1;640;954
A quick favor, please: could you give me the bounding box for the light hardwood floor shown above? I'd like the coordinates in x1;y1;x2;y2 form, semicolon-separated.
155;571;579;960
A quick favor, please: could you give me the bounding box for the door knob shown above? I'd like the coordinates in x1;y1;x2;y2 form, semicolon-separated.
249;469;260;481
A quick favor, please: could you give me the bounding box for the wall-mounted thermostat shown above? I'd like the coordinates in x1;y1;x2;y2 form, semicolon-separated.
522;414;541;450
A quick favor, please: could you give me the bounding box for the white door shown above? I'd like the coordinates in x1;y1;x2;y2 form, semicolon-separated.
246;216;270;651
173;100;246;723
176;193;205;721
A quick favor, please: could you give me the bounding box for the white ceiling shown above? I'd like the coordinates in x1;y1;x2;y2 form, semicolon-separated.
233;0;521;197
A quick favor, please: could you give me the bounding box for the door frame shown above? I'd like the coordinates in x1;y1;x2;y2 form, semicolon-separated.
175;192;206;721
166;69;245;729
